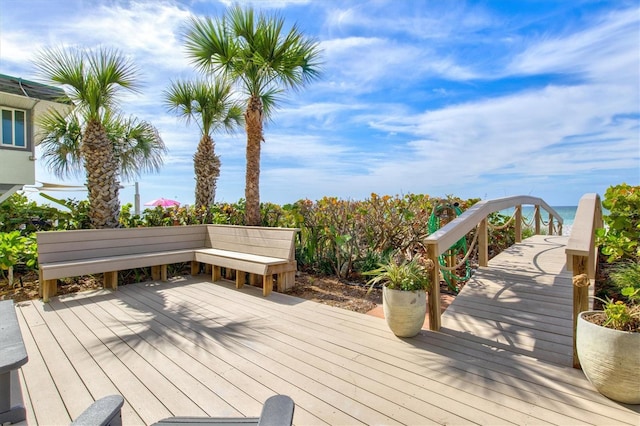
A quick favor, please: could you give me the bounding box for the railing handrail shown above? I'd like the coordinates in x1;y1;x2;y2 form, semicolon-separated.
423;195;563;331
425;195;563;256
566;193;603;280
566;193;603;369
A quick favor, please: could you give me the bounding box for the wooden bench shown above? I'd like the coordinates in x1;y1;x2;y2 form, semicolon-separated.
37;225;298;302
196;225;298;297
0;300;29;425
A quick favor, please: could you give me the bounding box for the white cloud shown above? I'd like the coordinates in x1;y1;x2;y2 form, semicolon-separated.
508;8;640;83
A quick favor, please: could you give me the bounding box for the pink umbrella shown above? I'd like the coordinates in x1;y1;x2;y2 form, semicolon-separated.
144;197;180;208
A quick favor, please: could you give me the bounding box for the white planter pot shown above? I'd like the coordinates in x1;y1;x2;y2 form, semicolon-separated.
382;287;426;337
576;311;640;404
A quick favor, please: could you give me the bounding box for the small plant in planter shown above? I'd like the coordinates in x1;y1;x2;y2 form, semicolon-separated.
576;261;640;404
365;253;433;337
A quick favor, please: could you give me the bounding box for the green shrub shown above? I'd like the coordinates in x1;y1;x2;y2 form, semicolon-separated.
596;183;640;262
609;261;640;304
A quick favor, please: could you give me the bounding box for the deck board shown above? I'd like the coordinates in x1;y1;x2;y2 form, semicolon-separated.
14;234;640;425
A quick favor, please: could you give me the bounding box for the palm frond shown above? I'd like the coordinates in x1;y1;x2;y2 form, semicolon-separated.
37;110;84;179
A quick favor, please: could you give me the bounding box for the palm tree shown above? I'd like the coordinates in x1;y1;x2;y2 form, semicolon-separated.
34;46;153;228
183;5;322;225
38;108;166;186
164;79;243;211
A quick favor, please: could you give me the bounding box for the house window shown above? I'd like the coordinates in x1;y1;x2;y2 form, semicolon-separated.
1;108;27;148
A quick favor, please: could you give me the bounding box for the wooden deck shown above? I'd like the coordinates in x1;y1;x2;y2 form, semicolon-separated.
14;235;640;425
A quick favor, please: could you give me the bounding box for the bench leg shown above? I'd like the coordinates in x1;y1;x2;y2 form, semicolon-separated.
224;268;234;280
281;271;296;291
212;266;221;282
151;265;161;281
249;273;261;286
263;274;273;297
104;271;118;290
161;265;167;281
236;271;245;289
42;279;57;303
191;261;200;276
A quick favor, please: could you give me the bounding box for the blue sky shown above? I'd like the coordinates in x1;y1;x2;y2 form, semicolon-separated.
1;0;638;207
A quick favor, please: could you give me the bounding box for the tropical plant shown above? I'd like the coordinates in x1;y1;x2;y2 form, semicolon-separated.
0;192;58;234
164;78;243;211
592;297;640;332
364;254;432;292
596;183;640;262
609;260;640;304
0;231;37;287
34;46;164;228
183;5;322;225
38;109;166;184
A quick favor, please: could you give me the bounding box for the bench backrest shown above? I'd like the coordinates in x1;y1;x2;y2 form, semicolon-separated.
37;225;208;263
205;225;298;260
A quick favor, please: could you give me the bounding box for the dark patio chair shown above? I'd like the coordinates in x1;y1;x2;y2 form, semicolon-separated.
71;395;294;426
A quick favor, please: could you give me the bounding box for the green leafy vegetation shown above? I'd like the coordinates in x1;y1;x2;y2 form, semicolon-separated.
596;183;640;262
364;255;433;292
0;191;549;290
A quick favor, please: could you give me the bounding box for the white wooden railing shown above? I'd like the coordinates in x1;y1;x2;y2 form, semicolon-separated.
424;195;564;331
565;193;603;368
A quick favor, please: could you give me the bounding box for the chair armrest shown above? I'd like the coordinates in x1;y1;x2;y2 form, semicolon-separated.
71;395;124;426
257;395;294;426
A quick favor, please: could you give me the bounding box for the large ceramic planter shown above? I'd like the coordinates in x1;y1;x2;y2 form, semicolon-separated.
382;287;426;337
576;311;640;404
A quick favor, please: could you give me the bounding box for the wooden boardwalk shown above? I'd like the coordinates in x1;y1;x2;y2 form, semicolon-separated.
14;235;640;425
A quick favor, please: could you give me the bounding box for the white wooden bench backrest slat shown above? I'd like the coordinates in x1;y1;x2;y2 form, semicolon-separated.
205;225;297;260
37;225;207;263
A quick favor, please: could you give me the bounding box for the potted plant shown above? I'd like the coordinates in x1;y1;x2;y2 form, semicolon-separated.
365;254;433;337
576;261;640;404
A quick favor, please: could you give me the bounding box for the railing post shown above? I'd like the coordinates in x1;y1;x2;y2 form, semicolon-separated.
572;270;590;369
426;244;441;331
515;205;522;243
534;205;541;235
548;213;554;235
478;218;488;267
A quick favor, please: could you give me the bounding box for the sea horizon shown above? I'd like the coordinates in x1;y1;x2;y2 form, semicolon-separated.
501;205;578;235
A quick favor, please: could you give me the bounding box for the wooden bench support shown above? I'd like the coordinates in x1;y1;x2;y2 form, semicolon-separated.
191;261;200;275
236;271;245;289
42;279;57;303
263;274;274;296
104;271;118;290
212;265;221;282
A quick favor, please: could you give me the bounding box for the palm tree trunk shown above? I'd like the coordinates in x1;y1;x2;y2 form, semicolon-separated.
245;95;263;226
194;134;220;212
82;119;121;228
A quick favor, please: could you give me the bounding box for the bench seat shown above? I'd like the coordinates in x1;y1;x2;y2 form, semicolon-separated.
39;249;199;302
40;249;197;280
195;248;297;296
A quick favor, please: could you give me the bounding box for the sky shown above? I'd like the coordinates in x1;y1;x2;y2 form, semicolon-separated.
1;0;639;208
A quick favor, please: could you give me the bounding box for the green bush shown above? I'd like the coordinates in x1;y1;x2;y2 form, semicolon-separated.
609;261;640;304
596;183;640;262
0;231;37;286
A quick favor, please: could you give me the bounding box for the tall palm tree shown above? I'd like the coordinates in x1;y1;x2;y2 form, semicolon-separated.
34;46;150;228
183;5;322;225
164;79;243;210
38;109;166;185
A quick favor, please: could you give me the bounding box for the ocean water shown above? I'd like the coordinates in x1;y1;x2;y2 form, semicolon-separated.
500;206;577;235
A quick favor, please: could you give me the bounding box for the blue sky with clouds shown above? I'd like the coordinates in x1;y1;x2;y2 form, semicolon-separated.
1;0;638;207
